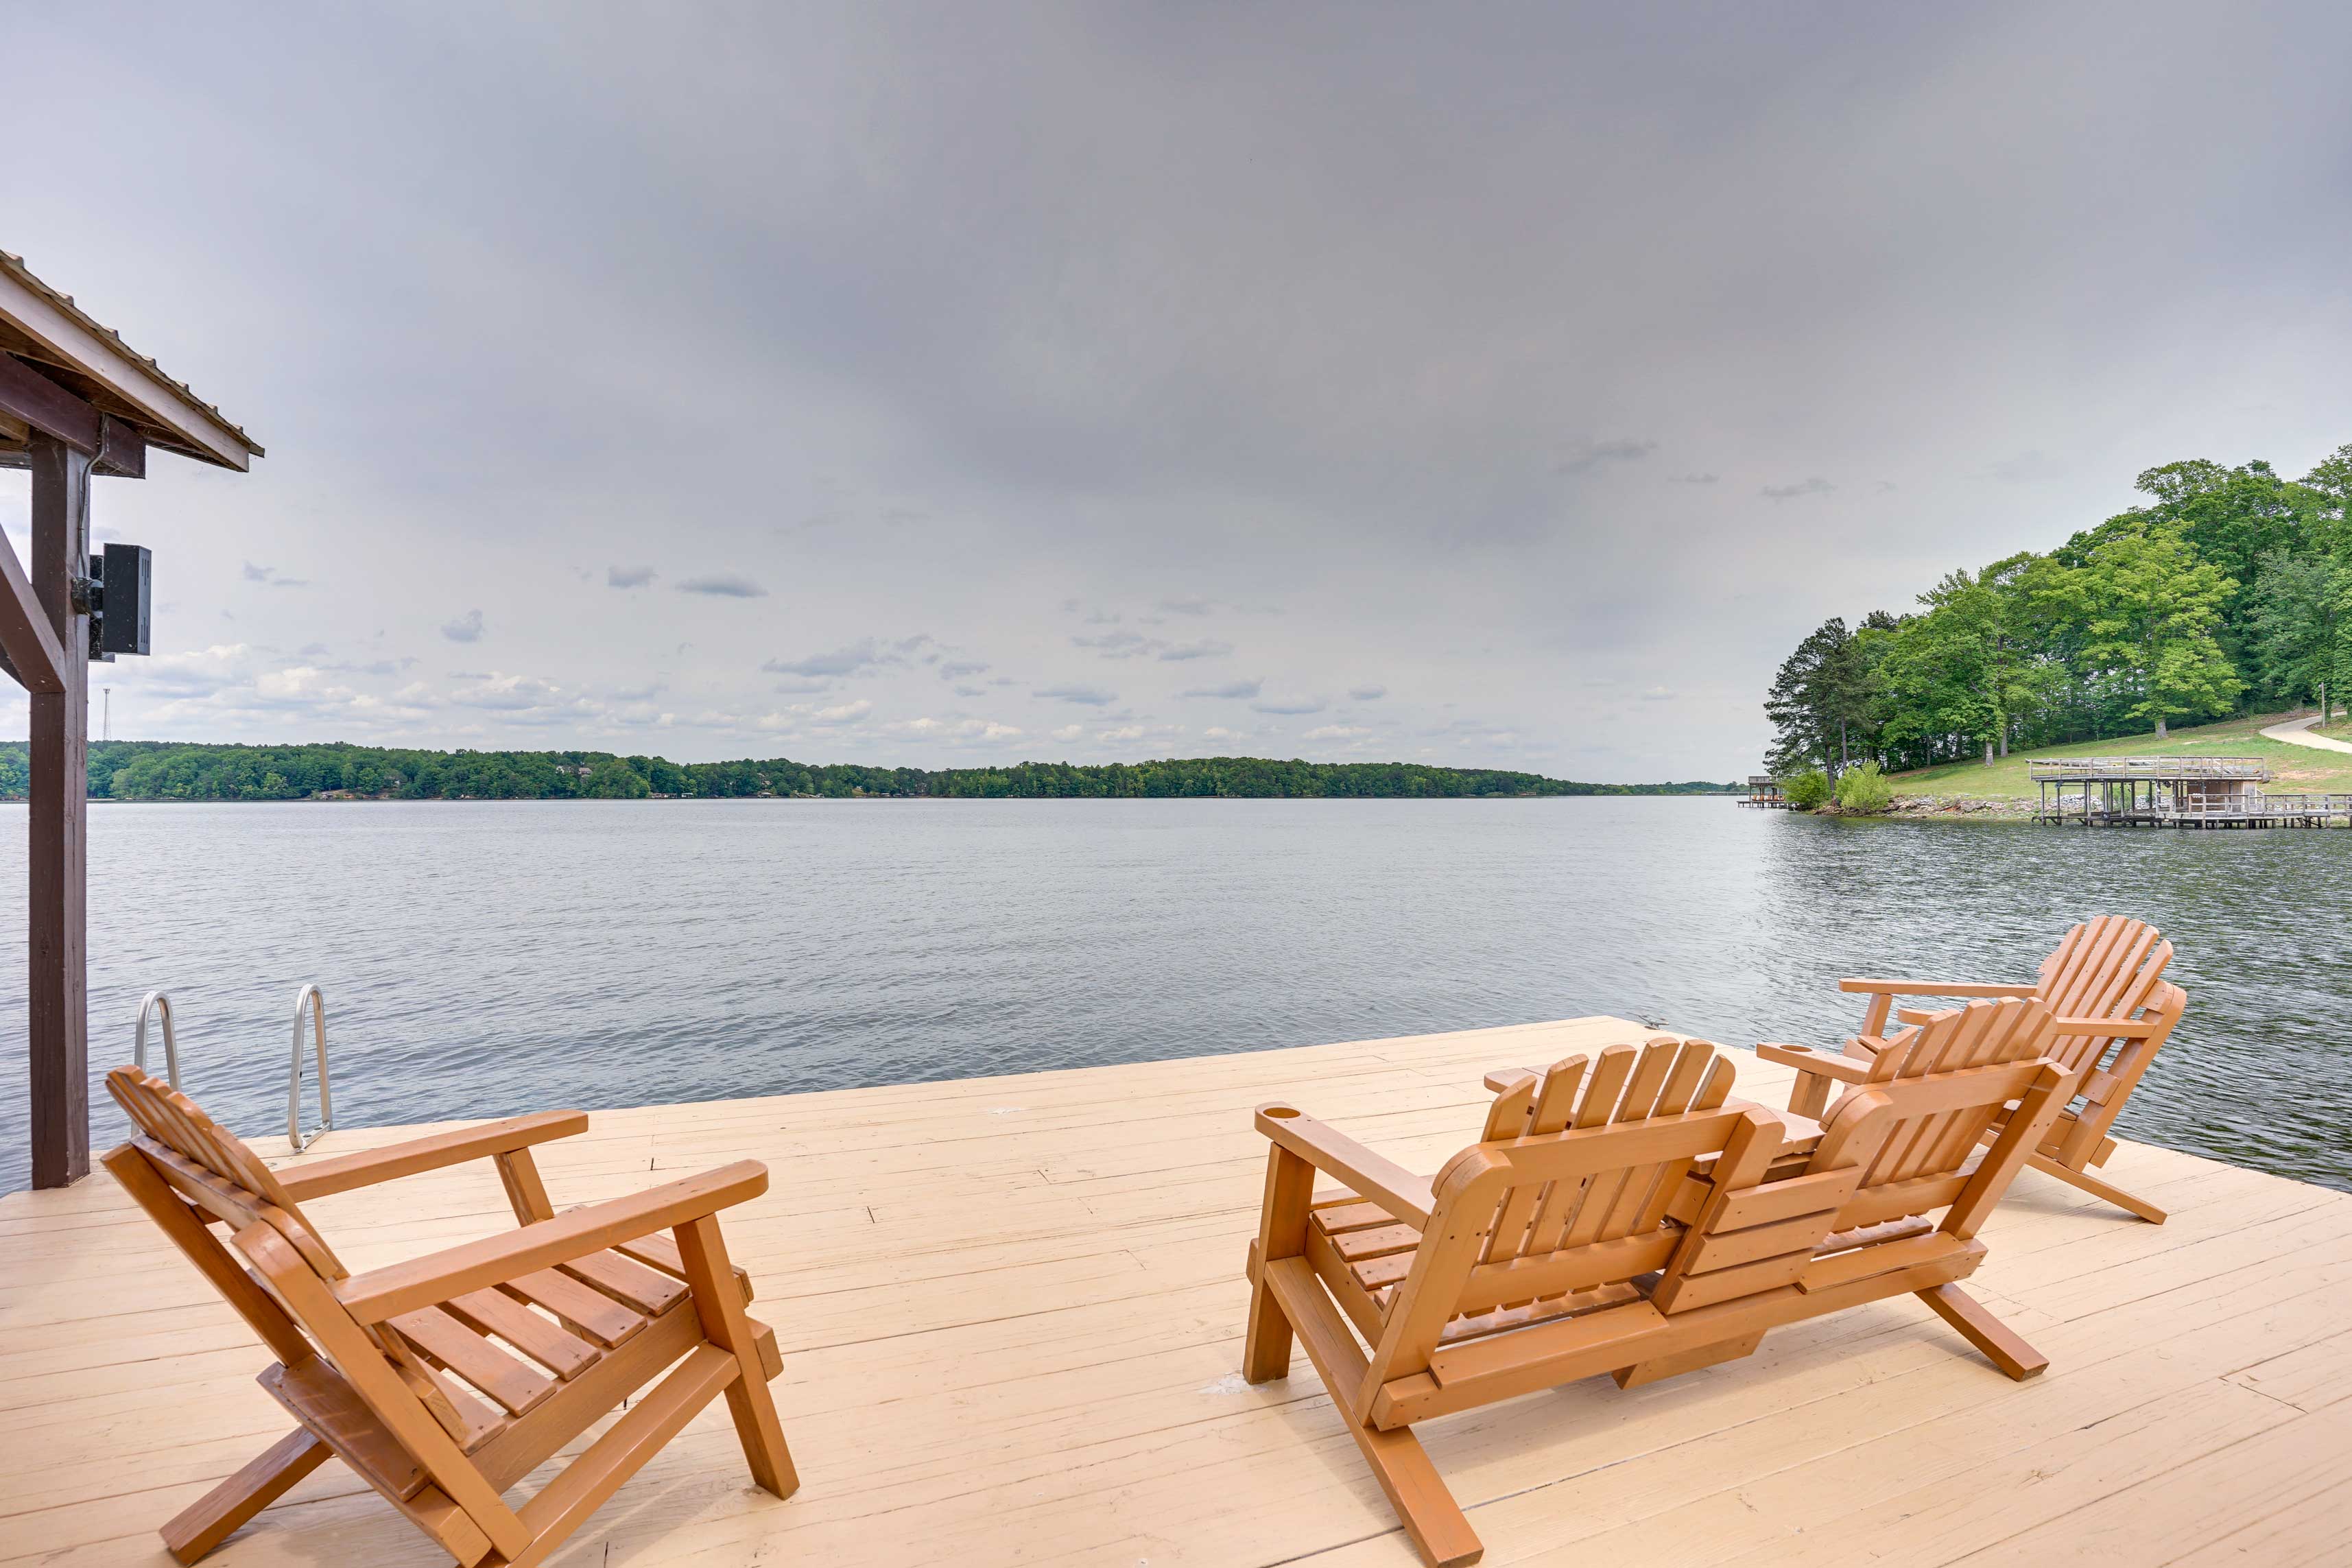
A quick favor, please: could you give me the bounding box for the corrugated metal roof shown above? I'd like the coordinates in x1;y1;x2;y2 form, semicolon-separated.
0;249;263;458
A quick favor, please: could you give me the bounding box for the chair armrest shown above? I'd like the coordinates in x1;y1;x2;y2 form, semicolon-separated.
1254;1105;1434;1227
1838;979;2039;999
2052;1016;2166;1038
278;1110;590;1201
1482;1069;1534;1093
1756;1043;1873;1084
336;1159;766;1323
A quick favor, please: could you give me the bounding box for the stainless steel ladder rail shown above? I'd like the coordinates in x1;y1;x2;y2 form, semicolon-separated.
134;990;182;1089
288;984;333;1152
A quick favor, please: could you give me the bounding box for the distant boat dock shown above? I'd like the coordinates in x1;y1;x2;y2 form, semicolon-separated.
1741;774;1794;809
2030;755;2352;827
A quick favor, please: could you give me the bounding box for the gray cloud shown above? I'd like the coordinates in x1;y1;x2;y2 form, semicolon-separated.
1759;477;1835;502
608;565;657;588
1348;685;1386;702
676;572;768;597
1072;630;1152;657
761;637;926;678
12;5;2352;776
440;609;486;643
1556;438;1657;475
1181;678;1262;700
1034;683;1118;705
1156;639;1232;661
1250;695;1327;715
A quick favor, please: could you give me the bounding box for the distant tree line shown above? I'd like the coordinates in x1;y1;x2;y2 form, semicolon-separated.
0;742;1741;803
1766;444;2352;779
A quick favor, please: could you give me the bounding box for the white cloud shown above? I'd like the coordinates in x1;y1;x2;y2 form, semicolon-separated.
1304;724;1369;740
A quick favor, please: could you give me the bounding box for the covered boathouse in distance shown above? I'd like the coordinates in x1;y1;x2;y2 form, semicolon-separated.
0;250;263;1189
2030;753;2352;828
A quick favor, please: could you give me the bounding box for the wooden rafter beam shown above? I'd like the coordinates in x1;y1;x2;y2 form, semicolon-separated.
0;525;67;693
0;356;146;477
0;353;100;453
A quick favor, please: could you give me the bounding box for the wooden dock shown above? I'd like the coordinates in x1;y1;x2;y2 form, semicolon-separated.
7;1020;2351;1567
2030;755;2352;827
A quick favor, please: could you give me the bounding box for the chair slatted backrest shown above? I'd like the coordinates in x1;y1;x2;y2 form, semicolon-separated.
106;1065;344;1275
104;1066;498;1452
1475;1037;1739;1270
1646;999;2066;1318
2035;916;2176;1077
1807;997;2058;1228
1359;1038;1761;1405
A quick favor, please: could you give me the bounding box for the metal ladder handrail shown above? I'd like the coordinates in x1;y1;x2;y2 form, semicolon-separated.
288;984;333;1152
134;991;182;1089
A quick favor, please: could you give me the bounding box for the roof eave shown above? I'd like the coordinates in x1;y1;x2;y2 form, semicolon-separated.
0;252;263;472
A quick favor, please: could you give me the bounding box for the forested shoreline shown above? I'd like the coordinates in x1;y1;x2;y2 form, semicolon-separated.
1766;444;2352;779
0;741;1737;803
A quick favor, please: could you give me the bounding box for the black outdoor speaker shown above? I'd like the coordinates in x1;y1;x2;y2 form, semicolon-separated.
91;543;152;657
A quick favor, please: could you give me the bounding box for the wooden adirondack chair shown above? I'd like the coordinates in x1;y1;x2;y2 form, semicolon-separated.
1787;915;2184;1222
1242;1012;2071;1568
99;1065;797;1567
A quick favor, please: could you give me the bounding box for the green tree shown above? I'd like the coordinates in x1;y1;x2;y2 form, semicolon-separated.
1875;560;2061;767
2052;521;2241;739
2131;457;2326;677
1765;616;1886;779
2247;549;2352;717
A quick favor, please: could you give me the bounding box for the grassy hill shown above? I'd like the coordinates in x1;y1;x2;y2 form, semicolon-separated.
1889;711;2352;800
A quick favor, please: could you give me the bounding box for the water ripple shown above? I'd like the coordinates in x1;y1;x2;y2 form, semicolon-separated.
0;797;2343;1194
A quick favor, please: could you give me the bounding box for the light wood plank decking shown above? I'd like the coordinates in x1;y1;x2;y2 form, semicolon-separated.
5;1018;2349;1566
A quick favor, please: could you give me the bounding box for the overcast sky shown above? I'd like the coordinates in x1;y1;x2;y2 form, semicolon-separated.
5;3;2349;780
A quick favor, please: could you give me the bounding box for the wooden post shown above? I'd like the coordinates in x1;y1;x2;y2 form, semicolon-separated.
29;432;92;1189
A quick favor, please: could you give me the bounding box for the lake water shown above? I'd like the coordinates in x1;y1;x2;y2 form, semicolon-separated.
1;797;2344;1196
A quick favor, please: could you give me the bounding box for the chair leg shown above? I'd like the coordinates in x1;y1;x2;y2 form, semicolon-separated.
1918;1284;2047;1381
676;1215;800;1499
161;1427;330;1565
2027;1152;2167;1224
1612;1330;1766;1390
1786;1069;1833;1122
1265;1258;1482;1567
1243;1143;1315;1383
